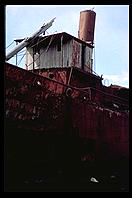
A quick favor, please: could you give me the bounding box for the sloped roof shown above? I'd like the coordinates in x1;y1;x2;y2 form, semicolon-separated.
28;32;94;48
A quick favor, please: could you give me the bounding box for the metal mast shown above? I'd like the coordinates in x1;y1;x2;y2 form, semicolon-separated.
6;18;55;61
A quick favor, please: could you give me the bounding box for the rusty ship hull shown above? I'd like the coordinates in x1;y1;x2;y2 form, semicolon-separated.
5;8;129;191
5;62;129;191
5;62;129;157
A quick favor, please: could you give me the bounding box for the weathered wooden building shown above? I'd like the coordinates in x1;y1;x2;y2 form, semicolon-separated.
26;32;94;73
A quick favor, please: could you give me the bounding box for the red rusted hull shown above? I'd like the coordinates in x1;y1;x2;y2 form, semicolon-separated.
5;62;129;161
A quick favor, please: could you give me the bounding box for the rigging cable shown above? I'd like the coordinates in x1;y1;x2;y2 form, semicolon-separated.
18;52;26;66
6;41;14;49
93;43;96;72
26;35;55;68
17;49;26;54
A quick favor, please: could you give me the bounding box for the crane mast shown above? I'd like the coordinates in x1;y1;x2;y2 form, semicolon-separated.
6;18;55;61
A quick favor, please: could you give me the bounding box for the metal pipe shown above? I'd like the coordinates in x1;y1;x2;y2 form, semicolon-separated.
6;39;28;61
78;10;96;44
6;18;56;61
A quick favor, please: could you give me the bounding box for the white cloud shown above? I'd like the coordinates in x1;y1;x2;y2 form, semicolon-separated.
103;69;129;88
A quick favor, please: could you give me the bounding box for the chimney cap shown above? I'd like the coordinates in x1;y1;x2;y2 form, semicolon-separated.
80;9;96;13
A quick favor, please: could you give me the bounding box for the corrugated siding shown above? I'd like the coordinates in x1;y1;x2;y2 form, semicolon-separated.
26;47;33;70
84;47;93;72
40;45;62;68
34;53;40;69
26;38;93;71
63;40;73;67
72;99;129;157
71;40;82;68
39;40;73;69
26;48;40;70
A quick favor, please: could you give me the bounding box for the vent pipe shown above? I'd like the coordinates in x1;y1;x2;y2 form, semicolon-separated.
78;10;96;44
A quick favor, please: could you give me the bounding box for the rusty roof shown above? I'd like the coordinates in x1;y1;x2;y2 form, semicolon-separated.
29;32;94;48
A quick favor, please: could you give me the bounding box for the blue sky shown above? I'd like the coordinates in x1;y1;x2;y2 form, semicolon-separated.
6;5;129;88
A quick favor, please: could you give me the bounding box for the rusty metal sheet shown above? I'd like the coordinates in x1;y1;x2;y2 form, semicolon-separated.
34;39;73;69
78;10;96;43
5;62;129;159
63;40;73;67
71;40;81;68
84;46;93;72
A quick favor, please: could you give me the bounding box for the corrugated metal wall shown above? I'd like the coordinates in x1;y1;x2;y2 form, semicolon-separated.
84;47;93;72
63;40;73;67
39;40;73;69
26;47;33;70
34;53;40;69
71;40;82;68
26;37;93;71
72;100;129;158
40;44;62;68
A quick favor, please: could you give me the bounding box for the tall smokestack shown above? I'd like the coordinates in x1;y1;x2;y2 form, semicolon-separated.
78;10;96;44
